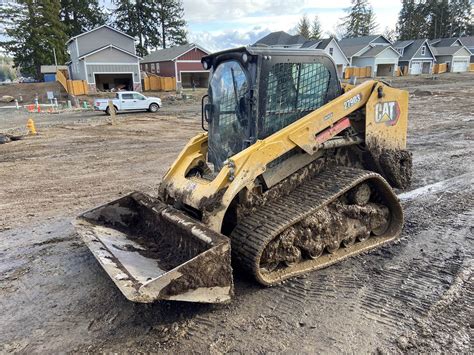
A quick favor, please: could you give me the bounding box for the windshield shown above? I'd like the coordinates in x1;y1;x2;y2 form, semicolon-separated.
208;60;249;170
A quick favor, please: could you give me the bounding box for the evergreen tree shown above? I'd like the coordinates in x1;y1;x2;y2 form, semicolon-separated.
342;0;378;37
60;0;106;38
397;0;472;40
426;0;451;38
297;14;311;39
397;0;421;40
0;0;67;79
113;0;157;57
449;0;473;36
113;0;187;54
156;0;187;49
310;15;322;40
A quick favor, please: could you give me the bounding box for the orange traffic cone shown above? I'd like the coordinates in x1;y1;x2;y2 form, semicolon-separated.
27;118;37;135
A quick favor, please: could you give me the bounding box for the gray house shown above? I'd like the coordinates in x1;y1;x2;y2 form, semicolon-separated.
429;38;471;72
66;25;142;93
393;39;436;75
300;38;350;77
254;32;349;77
338;35;400;77
459;36;474;63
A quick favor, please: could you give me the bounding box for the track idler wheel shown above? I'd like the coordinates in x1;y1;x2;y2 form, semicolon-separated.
347;183;371;206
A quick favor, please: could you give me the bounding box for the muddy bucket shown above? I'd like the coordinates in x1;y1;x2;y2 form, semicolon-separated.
74;192;233;303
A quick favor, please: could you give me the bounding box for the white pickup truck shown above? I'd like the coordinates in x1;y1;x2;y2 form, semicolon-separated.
94;91;162;115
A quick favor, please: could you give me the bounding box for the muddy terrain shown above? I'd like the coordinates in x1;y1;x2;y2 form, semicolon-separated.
0;74;473;353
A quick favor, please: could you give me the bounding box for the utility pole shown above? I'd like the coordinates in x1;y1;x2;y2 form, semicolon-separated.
53;47;58;69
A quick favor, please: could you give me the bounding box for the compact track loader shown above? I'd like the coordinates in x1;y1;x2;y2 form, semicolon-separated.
75;47;412;303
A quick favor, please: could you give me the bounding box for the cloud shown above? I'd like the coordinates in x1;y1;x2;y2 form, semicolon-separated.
188;27;273;52
184;0;402;52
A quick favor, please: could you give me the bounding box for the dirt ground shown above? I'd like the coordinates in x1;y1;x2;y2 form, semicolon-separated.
0;73;473;353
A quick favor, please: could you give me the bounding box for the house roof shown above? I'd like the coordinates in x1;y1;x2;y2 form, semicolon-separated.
339;44;368;58
301;38;333;49
66;25;134;45
393;40;414;49
316;38;333;49
429;38;461;47
359;45;400;58
299;37;349;64
338;35;391;58
254;31;307;47
141;43;210;63
431;46;470;56
78;44;139;60
459;36;474;49
339;35;381;46
394;39;434;61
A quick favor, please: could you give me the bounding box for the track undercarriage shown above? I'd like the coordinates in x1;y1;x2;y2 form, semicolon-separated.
231;165;403;286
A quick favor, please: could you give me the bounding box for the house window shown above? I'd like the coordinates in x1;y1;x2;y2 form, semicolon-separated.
329;47;334;56
151;63;156;73
421;46;426;55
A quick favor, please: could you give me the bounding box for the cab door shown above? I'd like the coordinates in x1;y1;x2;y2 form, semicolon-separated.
132;93;149;109
120;93;136;110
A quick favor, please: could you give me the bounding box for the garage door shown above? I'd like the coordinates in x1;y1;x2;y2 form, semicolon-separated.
452;60;468;72
181;72;209;88
411;61;422;75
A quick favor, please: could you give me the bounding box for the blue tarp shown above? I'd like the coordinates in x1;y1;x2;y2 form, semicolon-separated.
44;73;56;82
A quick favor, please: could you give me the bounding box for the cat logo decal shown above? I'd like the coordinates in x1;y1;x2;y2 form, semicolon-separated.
375;101;400;126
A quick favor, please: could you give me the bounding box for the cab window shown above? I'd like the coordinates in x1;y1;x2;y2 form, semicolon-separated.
121;93;133;100
133;93;146;100
259;61;331;139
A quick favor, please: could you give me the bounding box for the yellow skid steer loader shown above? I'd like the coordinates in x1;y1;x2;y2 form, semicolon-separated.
75;47;412;303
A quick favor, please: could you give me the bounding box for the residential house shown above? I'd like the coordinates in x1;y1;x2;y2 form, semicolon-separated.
393;39;436;75
300;38;350;77
254;31;307;48
459;36;474;63
141;43;210;89
429;38;471;72
66;25;142;93
253;31;349;77
338;35;400;77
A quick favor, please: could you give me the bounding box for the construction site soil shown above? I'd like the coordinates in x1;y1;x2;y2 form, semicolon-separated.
0;73;473;353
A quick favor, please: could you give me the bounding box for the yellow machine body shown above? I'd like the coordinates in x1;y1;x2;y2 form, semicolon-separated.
159;80;409;232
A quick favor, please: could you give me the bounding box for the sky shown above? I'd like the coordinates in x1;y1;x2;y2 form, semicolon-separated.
181;0;403;52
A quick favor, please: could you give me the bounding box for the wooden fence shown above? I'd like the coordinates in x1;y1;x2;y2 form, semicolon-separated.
56;70;88;95
469;63;474;72
396;66;409;76
344;66;372;79
432;63;448;74
143;74;176;91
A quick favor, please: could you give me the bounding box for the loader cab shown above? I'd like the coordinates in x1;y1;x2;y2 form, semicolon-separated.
201;47;341;171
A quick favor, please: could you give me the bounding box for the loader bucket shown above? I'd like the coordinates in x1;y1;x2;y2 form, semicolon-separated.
74;192;233;303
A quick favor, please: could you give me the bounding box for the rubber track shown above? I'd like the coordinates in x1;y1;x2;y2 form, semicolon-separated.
231;166;403;285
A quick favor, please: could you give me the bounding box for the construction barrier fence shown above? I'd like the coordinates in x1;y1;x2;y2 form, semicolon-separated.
344;66;372;79
433;63;448;74
56;70;88;95
143;74;176;91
